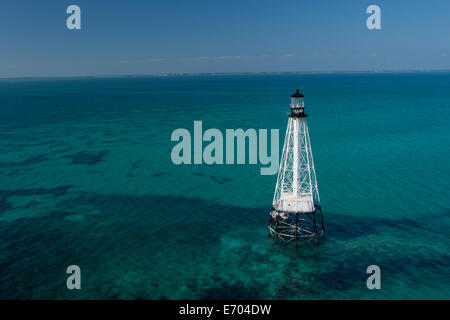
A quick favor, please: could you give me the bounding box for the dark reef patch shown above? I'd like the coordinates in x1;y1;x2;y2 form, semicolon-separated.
192;173;206;177
210;176;224;184
24;201;41;209
0;198;13;211
0;193;252;298
4;140;65;148
127;160;142;178
123;139;141;146
198;282;264;300
0;185;72;213
210;176;232;185
0;154;49;168
0;185;73;206
63;150;109;166
131;160;142;170
311;245;450;295
324;211;438;241
0;192;448;299
191;173;232;184
151;172;171;177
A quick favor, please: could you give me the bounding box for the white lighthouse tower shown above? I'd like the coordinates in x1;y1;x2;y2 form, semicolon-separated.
268;89;324;243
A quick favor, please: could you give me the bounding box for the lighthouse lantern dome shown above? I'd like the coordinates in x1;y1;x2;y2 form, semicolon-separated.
290;89;306;117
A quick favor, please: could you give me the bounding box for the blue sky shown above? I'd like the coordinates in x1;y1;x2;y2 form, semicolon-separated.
1;0;450;77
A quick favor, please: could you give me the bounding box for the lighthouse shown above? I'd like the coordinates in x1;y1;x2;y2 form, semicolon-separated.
268;89;324;243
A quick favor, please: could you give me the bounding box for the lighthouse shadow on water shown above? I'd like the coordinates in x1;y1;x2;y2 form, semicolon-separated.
269;90;325;245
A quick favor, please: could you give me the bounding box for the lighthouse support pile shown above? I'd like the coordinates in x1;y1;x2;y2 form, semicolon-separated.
268;90;325;243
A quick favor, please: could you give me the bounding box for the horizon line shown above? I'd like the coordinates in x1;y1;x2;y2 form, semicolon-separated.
1;69;450;80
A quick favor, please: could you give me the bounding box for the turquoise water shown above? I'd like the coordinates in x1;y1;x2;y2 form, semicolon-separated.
0;73;449;299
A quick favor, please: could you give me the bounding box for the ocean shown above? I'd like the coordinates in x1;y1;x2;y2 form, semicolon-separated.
0;73;449;299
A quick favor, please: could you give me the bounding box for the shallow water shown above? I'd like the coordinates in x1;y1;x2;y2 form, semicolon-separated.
0;73;449;299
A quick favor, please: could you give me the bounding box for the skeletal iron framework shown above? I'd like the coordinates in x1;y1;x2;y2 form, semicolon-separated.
268;90;324;243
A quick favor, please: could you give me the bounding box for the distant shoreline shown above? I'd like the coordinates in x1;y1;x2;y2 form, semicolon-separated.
1;69;450;80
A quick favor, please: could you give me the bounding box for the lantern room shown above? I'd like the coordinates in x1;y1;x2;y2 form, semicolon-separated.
290;89;307;117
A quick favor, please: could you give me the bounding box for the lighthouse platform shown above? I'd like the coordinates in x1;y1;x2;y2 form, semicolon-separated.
273;192;315;213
